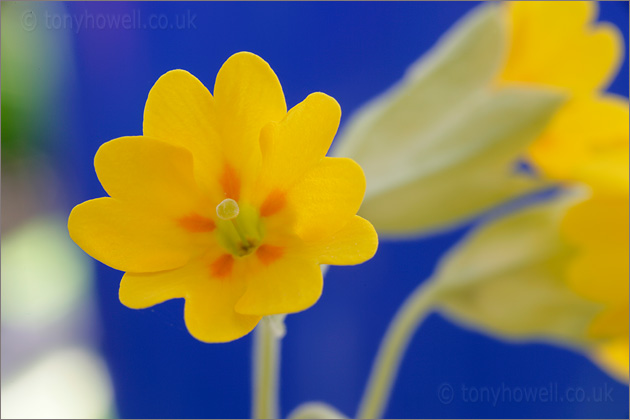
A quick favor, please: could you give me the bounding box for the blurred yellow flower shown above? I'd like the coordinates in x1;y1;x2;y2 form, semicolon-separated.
562;187;629;381
502;1;629;381
529;95;629;188
438;22;629;377
500;1;621;95
334;6;563;235
68;52;378;343
502;0;627;191
433;195;601;348
365;0;628;385
554;101;629;380
336;2;625;237
435;179;629;381
336;5;627;417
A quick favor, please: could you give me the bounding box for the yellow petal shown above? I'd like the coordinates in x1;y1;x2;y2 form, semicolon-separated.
306;216;378;265
509;1;594;34
591;338;629;383
287;157;366;241
214;52;286;153
179;260;262;343
575;149;630;197
143;69;223;199
94;136;202;216
259;92;341;192
120;257;261;342
120;271;187;309
529;95;629;184
214;52;287;198
501;1;622;94
561;194;629;335
588;305;629;340
235;252;323;316
562;194;629;249
567;248;629;304
68;198;196;272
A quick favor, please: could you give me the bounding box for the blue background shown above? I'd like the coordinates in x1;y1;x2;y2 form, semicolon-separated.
53;1;629;418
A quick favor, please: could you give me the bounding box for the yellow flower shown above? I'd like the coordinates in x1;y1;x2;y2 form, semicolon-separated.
502;1;629;381
333;6;564;235
334;2;624;237
68;52;378;343
327;6;626;415
432;195;602;348
436;0;630;377
431;187;629;380
427;2;629;381
529;95;629;189
552;100;629;380
433;177;629;381
562;187;629;381
502;1;628;192
500;1;621;95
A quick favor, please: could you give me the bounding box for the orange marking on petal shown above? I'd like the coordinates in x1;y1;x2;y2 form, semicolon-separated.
178;213;216;232
210;254;234;278
256;244;284;266
220;164;241;201
260;190;286;217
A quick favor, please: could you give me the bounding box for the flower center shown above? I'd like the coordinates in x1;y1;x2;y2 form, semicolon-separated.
215;199;263;257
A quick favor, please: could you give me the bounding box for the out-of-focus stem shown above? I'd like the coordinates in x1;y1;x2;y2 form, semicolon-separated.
357;281;438;419
252;318;281;419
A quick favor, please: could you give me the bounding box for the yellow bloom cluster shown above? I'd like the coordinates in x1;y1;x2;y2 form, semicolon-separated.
436;1;628;381
332;2;627;392
504;1;628;381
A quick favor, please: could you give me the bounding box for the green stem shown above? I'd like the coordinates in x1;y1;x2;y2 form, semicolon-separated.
252;317;281;419
357;281;439;419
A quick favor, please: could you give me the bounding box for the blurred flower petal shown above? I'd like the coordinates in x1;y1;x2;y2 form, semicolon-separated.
500;1;623;94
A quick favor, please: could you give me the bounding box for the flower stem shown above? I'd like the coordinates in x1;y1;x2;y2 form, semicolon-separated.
357;281;439;419
252;317;281;419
